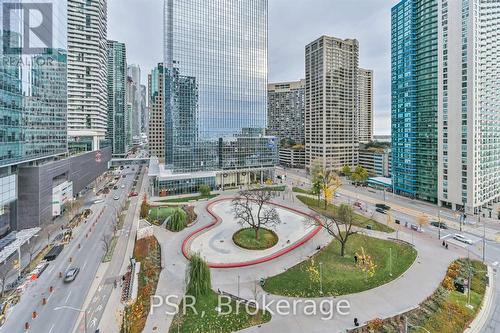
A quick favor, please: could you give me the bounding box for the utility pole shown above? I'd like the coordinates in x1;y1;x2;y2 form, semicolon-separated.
438;209;441;240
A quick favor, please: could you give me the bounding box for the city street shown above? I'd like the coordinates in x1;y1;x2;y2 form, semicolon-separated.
0;167;138;333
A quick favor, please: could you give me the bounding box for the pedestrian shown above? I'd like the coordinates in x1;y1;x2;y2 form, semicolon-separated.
445;243;448;250
442;240;445;247
354;318;359;327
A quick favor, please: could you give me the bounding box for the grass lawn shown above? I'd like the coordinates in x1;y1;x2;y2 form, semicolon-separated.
148;206;176;224
233;228;278;250
263;234;416;297
296;195;394;233
160;194;219;203
102;236;118;263
169;290;271;333
292;187;313;195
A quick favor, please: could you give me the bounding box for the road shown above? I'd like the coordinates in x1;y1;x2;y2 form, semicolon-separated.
0;166;138;333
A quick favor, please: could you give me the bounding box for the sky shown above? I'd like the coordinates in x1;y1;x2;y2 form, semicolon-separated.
108;0;396;135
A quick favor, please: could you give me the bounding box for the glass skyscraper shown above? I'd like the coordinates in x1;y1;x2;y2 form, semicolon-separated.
391;0;438;202
163;0;275;174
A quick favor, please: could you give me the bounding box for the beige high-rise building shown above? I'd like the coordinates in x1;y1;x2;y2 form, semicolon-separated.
305;36;359;171
358;68;373;143
148;63;165;162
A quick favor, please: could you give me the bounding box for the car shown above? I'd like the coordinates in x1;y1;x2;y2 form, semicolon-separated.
121;184;125;189
354;201;362;208
94;199;104;204
430;221;448;229
113;185;118;190
64;267;80;282
453;234;473;245
113;195;119;200
375;203;391;211
122;175;126;178
334;193;340;198
395;219;401;225
129;192;138;197
375;208;386;214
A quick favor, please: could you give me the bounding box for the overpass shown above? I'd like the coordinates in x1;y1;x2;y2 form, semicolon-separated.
110;157;150;167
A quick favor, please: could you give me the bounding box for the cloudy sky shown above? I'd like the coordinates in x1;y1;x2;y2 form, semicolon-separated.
109;0;396;135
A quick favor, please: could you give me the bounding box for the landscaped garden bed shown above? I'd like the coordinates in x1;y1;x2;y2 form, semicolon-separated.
297;195;394;233
263;234;417;297
349;259;488;333
121;236;161;333
159;193;219;203
233;227;278;250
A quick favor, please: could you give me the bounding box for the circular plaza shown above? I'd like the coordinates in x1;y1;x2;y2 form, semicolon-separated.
182;198;322;268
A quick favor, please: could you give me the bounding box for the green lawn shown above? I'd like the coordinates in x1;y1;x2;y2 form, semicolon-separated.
263;234;416;297
102;236;118;263
296;195;394;233
233;228;278;250
148;206;176;224
160;194;219;203
292;187;313;195
169;290;271;333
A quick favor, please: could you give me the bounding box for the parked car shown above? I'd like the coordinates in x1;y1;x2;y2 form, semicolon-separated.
430;221;448;229
129;192;138;197
354;201;362;208
453;234;473;245
64;267;80;282
375;203;391;211
375;208;387;214
121;184;125;189
395;219;401;225
113;185;118;190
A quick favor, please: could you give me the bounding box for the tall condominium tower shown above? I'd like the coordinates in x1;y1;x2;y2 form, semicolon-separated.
148;63;165;162
107;41;128;157
127;64;142;140
152;0;276;195
267;80;305;145
392;0;500;212
67;0;108;151
305;36;359;171
358;68;374;143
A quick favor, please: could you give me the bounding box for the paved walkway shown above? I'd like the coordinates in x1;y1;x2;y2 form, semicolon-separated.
140;191;473;332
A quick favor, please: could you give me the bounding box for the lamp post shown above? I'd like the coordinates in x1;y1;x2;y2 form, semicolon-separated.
54;306;87;333
319;262;323;295
437;209;441;240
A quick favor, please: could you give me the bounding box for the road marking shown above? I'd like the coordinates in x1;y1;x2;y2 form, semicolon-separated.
89;317;97;328
96;304;103;313
65;290;72;304
493;261;498;266
48;323;55;333
82;259;88;271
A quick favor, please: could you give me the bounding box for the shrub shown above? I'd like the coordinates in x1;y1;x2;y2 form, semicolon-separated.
442;276;454;291
184;206;197;225
199;184;211;196
167;208;188;232
186;254;211;297
140;196;149;219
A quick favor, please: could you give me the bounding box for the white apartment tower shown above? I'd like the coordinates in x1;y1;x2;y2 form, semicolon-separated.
358;68;374;143
305;36;359;171
437;0;500;213
67;0;108;150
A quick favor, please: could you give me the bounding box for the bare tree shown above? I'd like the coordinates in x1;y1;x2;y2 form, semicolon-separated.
232;189;281;240
101;231;113;254
308;204;357;257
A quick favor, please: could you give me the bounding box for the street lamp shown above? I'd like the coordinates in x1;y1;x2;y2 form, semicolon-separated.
54;306;87;333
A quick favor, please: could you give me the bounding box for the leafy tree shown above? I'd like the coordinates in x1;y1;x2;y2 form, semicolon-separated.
232;188;281;240
309;204;357;257
310;161;342;209
199;184;211;197
167;208;188;232
186;254;211;297
355;247;377;281
341;165;352;177
417;214;429;229
140;195;149;219
351;165;369;184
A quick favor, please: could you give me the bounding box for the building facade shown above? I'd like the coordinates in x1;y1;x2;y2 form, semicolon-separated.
359;148;391;178
267;80;305;145
436;0;500;212
358;68;374;143
279;147;306;169
391;0;438;202
305;36;359;171
67;0;108;151
156;0;277;194
148;63;165;162
392;0;499;212
106;41;128;157
127;64;142;141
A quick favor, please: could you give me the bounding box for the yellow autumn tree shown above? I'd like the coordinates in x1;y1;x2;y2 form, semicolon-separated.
356;247;377;281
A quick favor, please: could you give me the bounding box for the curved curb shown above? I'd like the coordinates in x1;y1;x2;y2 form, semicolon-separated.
181;197;323;268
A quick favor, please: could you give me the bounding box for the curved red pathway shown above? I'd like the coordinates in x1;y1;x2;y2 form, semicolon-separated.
181;197;322;268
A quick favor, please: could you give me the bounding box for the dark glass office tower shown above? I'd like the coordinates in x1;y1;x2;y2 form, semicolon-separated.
163;0;275;174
